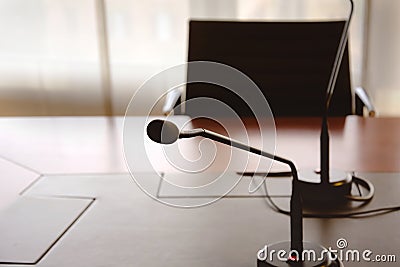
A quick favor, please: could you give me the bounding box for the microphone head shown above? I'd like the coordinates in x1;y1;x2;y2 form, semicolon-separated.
146;119;180;144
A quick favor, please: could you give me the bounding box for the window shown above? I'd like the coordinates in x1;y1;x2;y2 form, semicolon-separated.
2;0;394;116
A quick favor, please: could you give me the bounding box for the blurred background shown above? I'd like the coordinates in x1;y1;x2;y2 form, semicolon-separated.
0;0;398;116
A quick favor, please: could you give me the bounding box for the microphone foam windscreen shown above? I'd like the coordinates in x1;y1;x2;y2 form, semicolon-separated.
147;120;179;144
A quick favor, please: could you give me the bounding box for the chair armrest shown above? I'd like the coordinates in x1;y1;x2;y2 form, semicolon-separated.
355;87;376;117
162;88;182;115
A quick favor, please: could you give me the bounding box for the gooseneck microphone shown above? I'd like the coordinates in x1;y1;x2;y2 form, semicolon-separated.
147;119;304;256
298;0;374;207
319;0;354;186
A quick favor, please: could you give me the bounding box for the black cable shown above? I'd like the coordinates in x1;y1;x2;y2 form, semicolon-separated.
263;176;400;219
351;171;363;197
238;171;292;177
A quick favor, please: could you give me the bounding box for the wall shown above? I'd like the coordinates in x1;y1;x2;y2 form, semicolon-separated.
365;0;400;116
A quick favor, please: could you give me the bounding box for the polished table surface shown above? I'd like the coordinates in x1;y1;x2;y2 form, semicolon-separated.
0;116;399;266
1;115;400;175
190;116;400;173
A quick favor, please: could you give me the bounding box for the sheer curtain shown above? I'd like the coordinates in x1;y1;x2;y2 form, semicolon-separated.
108;0;367;115
0;0;103;115
0;0;368;115
366;0;400;116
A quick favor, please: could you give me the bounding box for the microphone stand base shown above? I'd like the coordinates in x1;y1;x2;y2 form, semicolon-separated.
257;241;344;267
297;169;353;207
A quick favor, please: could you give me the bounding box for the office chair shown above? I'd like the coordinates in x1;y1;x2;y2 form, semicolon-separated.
163;20;375;117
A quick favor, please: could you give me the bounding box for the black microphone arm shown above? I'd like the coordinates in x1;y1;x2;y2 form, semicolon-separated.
148;119;303;254
321;0;354;184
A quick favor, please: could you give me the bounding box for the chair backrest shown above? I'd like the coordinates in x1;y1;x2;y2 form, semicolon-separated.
183;20;353;117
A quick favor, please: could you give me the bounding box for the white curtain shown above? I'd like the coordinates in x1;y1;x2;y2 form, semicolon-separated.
0;0;368;115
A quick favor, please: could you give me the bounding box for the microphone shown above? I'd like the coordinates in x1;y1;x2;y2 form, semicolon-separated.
147;119;180;144
147;119;345;266
147;119;304;256
299;0;374;207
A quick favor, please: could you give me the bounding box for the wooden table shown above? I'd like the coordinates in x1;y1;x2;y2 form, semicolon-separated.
191;115;400;172
0;116;399;266
0;116;399;175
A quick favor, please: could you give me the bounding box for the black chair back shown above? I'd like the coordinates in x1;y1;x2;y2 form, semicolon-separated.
184;20;352;117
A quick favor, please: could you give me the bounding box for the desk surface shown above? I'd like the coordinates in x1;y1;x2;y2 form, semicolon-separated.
1;115;399;174
0;116;399;266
